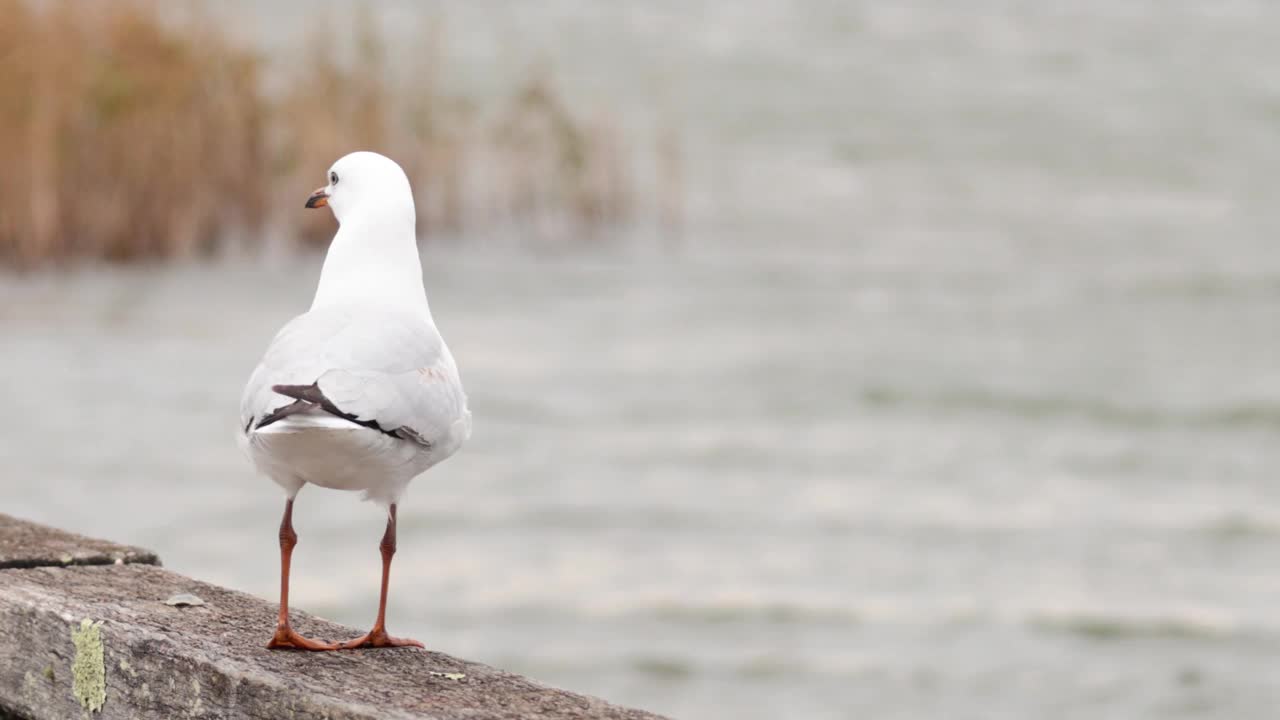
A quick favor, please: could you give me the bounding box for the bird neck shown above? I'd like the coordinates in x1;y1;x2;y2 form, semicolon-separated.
310;211;431;317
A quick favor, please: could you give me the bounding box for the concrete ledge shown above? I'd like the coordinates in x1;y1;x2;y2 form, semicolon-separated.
0;517;666;720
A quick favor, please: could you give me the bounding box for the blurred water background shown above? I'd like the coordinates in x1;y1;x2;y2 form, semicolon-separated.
5;2;1280;718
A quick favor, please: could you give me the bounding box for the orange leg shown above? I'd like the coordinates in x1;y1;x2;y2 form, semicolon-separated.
266;499;338;651
339;504;423;649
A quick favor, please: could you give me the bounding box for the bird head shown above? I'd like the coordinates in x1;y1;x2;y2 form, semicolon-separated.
306;151;415;225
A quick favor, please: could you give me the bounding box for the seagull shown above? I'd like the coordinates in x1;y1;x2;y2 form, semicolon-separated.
239;151;472;651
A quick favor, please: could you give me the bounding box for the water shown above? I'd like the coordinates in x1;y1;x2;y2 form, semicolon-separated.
5;2;1280;718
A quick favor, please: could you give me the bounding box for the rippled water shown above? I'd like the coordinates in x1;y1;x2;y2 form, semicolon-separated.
6;2;1280;719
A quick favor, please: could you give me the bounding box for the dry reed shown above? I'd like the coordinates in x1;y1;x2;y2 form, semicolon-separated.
0;1;263;265
0;1;669;266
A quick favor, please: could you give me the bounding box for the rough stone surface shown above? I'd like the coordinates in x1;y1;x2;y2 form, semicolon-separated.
0;514;159;569
0;557;666;720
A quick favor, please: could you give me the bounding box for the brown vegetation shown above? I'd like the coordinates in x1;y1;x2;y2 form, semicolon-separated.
0;1;656;267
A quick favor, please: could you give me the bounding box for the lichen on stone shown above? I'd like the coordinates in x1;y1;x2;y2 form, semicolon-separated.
191;677;203;713
71;618;106;712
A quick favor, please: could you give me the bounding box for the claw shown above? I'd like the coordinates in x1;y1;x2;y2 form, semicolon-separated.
267;624;340;651
338;626;424;650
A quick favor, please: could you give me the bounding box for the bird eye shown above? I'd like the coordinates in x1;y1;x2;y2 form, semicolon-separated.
329;171;339;185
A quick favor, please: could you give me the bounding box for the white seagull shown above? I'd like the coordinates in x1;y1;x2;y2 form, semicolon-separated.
239;151;471;651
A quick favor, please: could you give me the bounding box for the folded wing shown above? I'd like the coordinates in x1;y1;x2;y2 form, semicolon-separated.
240;306;465;449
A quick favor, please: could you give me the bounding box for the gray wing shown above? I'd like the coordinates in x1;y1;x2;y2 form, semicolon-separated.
240;306;466;447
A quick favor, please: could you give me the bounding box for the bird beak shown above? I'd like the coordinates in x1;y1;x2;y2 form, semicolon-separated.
305;187;329;209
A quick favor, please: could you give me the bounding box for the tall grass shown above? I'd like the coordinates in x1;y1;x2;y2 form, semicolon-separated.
0;1;665;266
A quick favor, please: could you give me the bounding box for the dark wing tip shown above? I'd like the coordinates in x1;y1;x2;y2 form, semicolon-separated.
254;399;314;431
270;381;399;439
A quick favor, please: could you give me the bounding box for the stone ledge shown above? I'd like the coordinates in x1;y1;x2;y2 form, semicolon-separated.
0;519;666;720
0;513;159;569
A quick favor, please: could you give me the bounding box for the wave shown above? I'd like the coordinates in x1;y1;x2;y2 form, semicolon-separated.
1202;514;1280;540
629;656;696;679
659;603;1249;644
859;385;1280;431
1129;275;1280;300
1029;612;1235;641
515;599;1257;646
627;655;841;681
648;602;860;626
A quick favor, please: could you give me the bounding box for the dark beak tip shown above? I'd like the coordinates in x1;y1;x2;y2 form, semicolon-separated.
305;189;329;209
